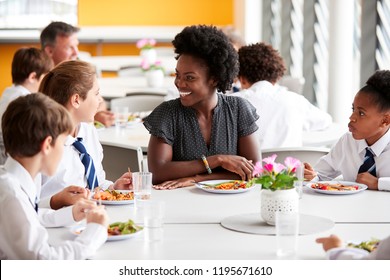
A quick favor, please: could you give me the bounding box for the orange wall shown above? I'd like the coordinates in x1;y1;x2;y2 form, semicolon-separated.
78;0;233;26
0;0;233;93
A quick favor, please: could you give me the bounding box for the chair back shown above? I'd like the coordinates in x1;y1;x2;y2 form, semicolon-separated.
110;94;165;113
101;145;141;181
261;147;330;165
137;146;149;172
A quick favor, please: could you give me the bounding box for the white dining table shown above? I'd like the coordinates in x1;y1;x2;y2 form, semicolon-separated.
46;185;390;260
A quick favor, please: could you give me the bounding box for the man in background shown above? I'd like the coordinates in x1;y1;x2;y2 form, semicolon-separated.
40;21;115;127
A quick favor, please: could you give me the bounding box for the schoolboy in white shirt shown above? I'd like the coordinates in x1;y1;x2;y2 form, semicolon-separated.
0;47;53;164
304;70;390;191
0;94;108;259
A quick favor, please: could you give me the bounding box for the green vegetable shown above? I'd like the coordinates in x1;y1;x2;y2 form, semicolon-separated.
347;238;380;252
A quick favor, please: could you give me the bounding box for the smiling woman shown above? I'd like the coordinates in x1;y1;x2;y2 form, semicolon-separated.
143;25;261;189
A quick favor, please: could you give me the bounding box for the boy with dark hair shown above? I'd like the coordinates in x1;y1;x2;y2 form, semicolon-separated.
0;47;53;164
0;94;108;259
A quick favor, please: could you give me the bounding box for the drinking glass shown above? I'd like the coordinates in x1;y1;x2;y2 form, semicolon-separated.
132;172;152;207
275;211;299;259
295;162;304;198
114;106;129;129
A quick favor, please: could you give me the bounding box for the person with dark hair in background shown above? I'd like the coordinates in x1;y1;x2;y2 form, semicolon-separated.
232;42;332;149
40;21;115;127
144;25;260;189
0;47;53;164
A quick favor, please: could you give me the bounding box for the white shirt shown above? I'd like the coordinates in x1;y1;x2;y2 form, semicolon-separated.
315;128;390;191
231;81;332;149
40;122;113;207
0;85;31;127
0;157;107;259
327;235;390;260
0;85;31;164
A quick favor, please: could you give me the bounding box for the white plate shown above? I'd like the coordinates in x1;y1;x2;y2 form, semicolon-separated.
306;181;368;195
195;180;254;194
127;118;142;126
92;190;134;205
70;224;142;241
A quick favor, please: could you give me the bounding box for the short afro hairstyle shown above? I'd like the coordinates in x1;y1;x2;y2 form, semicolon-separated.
172;25;239;93
238;42;286;84
360;70;390;112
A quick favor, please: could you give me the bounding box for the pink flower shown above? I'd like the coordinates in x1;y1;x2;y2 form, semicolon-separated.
140;59;164;72
137;38;156;49
273;163;286;173
284;157;301;172
262;154;277;165
253;161;263;176
263;163;274;173
140;59;150;70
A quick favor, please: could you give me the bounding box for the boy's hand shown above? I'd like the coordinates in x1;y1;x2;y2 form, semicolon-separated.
356;173;378;190
86;206;109;228
72;199;99;221
303;162;317;181
50;186;89;210
316;234;343;251
113;171;132;190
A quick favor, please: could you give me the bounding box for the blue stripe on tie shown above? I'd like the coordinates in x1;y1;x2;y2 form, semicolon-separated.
72;138;99;190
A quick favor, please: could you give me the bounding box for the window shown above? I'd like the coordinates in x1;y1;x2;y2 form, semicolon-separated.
0;0;77;29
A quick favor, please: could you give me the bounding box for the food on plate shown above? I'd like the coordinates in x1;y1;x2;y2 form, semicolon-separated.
311;182;359;191
128;114;139;122
347;238;380;252
75;219;143;236
93;189;134;201
108;219;143;236
204;180;249;190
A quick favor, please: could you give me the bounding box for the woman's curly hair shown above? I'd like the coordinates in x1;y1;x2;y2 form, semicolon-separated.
361;70;390;112
238;42;286;84
172;25;239;93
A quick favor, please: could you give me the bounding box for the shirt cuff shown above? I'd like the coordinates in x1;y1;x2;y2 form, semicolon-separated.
326;247;369;260
38;195;51;209
378;178;390;191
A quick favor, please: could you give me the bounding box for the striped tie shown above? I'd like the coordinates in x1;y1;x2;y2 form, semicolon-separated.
358;147;376;177
72;137;99;190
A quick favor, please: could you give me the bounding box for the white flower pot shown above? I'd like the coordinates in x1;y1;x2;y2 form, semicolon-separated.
145;69;164;88
260;188;299;225
140;48;157;64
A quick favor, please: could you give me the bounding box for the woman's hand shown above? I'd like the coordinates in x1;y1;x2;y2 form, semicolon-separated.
112;171;132;190
153;177;196;190
219;155;254;181
303;162;317;181
316;234;343;251
50;185;90;210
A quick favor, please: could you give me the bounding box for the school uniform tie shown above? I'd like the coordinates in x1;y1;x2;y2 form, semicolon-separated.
72;137;99;190
358;147;376;177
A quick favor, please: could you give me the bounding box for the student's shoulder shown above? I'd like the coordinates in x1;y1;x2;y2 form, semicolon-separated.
0;170;19;195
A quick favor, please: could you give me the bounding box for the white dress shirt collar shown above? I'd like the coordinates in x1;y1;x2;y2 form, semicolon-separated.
359;128;390;156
